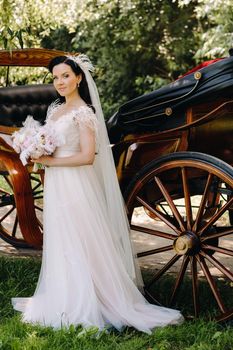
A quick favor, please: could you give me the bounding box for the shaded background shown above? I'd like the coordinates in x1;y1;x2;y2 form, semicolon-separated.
0;0;232;118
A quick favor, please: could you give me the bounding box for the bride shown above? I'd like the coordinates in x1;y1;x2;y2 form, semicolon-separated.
12;54;183;333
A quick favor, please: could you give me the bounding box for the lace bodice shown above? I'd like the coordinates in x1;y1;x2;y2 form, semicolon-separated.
46;101;99;157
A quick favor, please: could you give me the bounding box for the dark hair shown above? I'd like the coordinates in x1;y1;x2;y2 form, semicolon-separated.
48;55;92;106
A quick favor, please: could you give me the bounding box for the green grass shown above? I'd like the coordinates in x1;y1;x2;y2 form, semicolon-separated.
0;256;233;350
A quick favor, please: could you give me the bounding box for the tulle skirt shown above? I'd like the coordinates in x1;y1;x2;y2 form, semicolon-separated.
12;165;183;333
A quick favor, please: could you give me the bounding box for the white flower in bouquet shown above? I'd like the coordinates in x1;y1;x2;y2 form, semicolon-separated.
12;116;39;155
12;115;61;168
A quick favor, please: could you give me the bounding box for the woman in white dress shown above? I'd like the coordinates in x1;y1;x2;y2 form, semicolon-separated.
12;54;183;334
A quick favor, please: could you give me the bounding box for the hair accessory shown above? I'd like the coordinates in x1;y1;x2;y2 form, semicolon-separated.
66;54;94;73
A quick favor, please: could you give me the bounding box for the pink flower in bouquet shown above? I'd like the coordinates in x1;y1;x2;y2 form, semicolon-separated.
12;116;61;167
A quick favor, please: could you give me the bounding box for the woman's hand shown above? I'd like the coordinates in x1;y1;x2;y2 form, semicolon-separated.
30;155;53;166
30;126;96;168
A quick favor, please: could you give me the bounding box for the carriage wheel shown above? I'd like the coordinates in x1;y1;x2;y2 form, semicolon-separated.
0;172;43;248
0;148;43;249
125;152;233;321
0;170;43;248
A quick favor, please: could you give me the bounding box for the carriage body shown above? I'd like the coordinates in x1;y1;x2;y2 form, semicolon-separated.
108;56;233;192
0;49;232;321
111;100;233;192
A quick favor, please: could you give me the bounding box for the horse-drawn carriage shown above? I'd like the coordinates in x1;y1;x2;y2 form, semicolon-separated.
0;48;232;322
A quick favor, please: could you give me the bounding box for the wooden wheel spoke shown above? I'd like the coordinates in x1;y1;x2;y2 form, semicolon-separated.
12;215;18;237
0;188;11;195
137;244;173;258
30;175;39;181
169;255;189;306
34;205;43;212
4;175;13;189
144;289;163;306
202;244;233;257
130;224;176;240
192;173;213;232
202;227;233;241
199;197;233;235
154;176;186;231
158;203;170;216
190;256;200;317
181;167;193;230
33;195;43;201
32;182;42;192
36;218;43;229
136;196;180;234
0;206;15;223
196;255;227;313
146;254;181;288
200;251;233;281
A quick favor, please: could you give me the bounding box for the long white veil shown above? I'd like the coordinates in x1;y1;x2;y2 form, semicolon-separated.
68;54;143;288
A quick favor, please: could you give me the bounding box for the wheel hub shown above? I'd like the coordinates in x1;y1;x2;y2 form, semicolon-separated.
173;231;200;255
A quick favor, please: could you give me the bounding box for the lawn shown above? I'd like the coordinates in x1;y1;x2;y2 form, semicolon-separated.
0;256;233;350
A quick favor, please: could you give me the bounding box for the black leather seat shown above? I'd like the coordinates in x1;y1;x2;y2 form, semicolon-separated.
0;84;57;127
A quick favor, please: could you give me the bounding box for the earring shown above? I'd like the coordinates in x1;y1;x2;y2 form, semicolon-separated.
77;81;80;88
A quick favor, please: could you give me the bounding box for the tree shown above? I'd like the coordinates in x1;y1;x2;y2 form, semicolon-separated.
0;0;78;50
69;0;198;117
0;0;78;86
0;0;200;117
179;0;233;59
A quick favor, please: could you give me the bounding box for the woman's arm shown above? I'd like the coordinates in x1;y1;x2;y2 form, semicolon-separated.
31;126;96;167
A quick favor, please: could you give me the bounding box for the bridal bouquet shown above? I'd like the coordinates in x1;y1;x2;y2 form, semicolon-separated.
12;116;60;169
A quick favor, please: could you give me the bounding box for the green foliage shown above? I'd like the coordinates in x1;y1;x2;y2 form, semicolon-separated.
0;0;199;118
0;66;50;88
0;0;78;87
0;0;78;49
68;0;198;118
0;0;23;50
179;0;233;59
41;26;75;52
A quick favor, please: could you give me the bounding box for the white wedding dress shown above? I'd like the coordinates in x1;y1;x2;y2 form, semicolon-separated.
12;105;183;334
